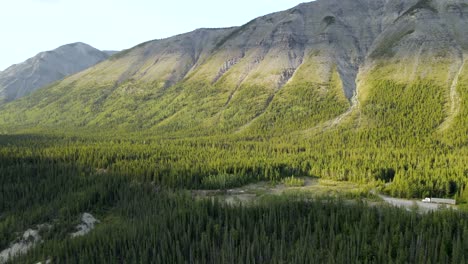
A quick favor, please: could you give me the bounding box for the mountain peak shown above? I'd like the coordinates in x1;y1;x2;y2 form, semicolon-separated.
0;43;111;104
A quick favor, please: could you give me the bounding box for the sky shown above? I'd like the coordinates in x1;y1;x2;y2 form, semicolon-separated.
0;0;310;71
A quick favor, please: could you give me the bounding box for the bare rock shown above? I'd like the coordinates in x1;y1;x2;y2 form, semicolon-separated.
71;213;100;238
0;229;42;263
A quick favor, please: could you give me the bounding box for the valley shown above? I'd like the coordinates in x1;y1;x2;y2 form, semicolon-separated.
1;0;468;263
193;177;457;213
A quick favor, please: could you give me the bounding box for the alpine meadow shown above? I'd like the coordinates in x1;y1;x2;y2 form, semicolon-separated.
1;0;468;263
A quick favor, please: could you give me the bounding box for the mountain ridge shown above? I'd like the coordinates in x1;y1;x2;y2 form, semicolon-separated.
0;0;467;140
0;42;112;105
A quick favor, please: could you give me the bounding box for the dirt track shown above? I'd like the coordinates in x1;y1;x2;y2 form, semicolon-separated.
377;194;455;213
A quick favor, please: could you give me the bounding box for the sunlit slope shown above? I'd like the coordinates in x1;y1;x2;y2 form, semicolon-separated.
354;1;468;144
1;0;468;139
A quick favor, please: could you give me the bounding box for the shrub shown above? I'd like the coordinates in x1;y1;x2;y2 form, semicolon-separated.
201;173;248;190
282;176;305;187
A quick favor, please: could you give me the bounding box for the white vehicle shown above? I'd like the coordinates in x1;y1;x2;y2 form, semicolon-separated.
421;197;456;205
421;197;431;203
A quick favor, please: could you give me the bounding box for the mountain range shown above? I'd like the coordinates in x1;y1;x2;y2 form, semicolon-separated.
0;43;114;105
0;0;467;139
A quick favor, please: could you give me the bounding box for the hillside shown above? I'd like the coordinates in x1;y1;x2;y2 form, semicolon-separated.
0;42;111;105
0;0;467;140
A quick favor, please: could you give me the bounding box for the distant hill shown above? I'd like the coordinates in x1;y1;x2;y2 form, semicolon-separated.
0;42;111;104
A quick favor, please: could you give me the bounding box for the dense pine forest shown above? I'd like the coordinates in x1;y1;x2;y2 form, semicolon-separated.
0;116;467;263
8;190;468;263
1;136;468;264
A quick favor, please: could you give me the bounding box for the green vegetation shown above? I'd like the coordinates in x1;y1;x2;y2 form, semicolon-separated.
1;39;468;262
0;73;466;199
201;173;250;190
281;176;305;187
457;185;468;205
363;80;445;138
3;173;468;263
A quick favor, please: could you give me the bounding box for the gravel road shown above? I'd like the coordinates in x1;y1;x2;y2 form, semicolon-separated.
378;194;454;213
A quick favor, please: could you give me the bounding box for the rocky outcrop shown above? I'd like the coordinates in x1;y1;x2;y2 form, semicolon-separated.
0;226;47;264
71;213;99;238
0;213;99;263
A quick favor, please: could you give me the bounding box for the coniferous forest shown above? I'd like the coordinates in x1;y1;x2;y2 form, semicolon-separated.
0;124;467;263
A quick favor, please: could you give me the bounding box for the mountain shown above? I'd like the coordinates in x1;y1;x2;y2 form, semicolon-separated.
0;0;467;141
103;50;120;56
0;42;111;104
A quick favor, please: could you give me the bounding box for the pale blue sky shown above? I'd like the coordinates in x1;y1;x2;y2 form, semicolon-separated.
0;0;309;71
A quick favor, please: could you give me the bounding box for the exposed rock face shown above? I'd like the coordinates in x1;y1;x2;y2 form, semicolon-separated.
87;0;421;99
0;42;110;104
71;213;99;238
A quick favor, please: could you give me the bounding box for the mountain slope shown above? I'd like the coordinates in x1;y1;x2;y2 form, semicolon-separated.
0;0;467;139
103;50;119;56
0;43;111;104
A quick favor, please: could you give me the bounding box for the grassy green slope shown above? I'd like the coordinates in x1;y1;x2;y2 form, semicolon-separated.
243;56;350;135
442;58;468;147
0;48;351;136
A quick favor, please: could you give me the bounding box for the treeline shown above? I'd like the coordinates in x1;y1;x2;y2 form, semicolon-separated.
83;137;461;199
0;130;466;199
